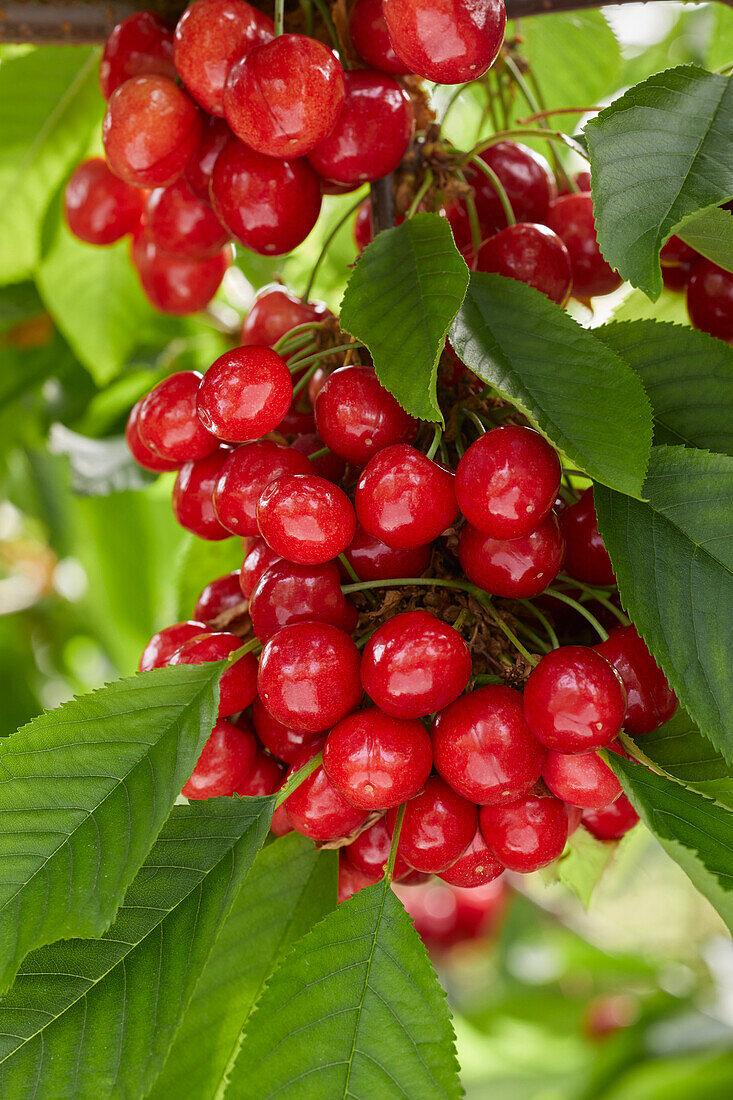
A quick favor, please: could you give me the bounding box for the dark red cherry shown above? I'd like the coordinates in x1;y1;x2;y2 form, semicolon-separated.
383;0;505;84
235;749;285;796
278;398;317;437
342;525;431;581
595;625;677;734
125;399;181;473
197;346;292;442
323;706;433;810
432;685;546;805
292;433;347;483
181;717;256;798
99;11;176;99
458;513;565;598
344;817;413;881
194;570;245;624
438;828;504;888
211;138;322;256
307;70;414;186
543;748;622;810
479;789;568;872
139;619;207;671
257;622;362;732
350;0;410;75
249;560;358;641
361;609;471;719
146;178;229;260
173;0;274;116
65;158;144;245
660;235;698;271
356;444;458;549
582;794;639;840
314;366;418;466
353;199;374;252
283;739;368;842
560;487;616;586
137;370;218;462
240;537;282;598
477;223;572;305
523;645;627;753
687;259;733;342
257;474;356;565
213;441;313;537
170;630;258;717
241;284;331;348
185;116;231;204
547;193;622;299
251;694;323;763
131;230;231;314
388;775;477;874
456;425;561;539
338;854;380;902
172;450;232;540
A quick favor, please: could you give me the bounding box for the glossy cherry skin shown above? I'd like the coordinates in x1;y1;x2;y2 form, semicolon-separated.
388;775;477;874
458;513;565;598
125;399;181;473
131;231;231;314
249;560;358;641
257;622;363;732
270;802;294;836
291;433;346;483
194;570;245;624
257;474;357;565
687;260;733;342
438;828;504;888
241;284;331;348
595;625;678;734
181;717;256;799
477;223;573;305
543;748;622;810
350;0;410;75
65;158;144;245
173;0;274;116
547;193;622;299
103;76;201;189
139;619;207;671
344;817;413;881
185;116;231;204
197;346;292;442
582;794;639;840
170;631;259;717
284;739;368;842
479;789;568;872
338;854;380;902
211;138;322;256
383;0;505;84
314;366;418;466
307;70;414;186
214;441;312;537
456;425;561;539
361;610;471;719
342;525;431;581
224;35;345;158
146;178;229;260
172;450;232;540
523;645;627;753
235;749;285;796
240;538;282;599
356;444;458;549
251;694;323;763
323;706;433;810
99;11;176;99
432;685;546;805
137;371;218;463
560;487;616;586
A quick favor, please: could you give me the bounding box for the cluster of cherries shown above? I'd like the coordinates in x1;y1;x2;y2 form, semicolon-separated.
661;233;733;344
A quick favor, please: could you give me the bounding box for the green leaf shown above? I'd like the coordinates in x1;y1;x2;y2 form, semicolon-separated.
595;320;733;455
628;709;733;812
554;827;618;908
610;756;733;934
174;532;246;622
0;661;223;993
0;797;274;1097
585;66;733;298
594;445;733;762
449;273;653;498
0;282;44;334
231;878;462;1098
150;834;337;1099
610;286;690;325
48;423;154;495
339;213;469;423
678;205;733;273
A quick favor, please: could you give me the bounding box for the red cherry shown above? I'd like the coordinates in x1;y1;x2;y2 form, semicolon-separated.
477;223;572;305
182;717;256;799
338;854;380;902
660;235;698;271
184;116;231;204
173;0;274;116
356;444;458;549
560;487;616;586
170;630;258;717
456;425;561;539
211;138;322;256
292;433;347;483
197;346;292;442
342;525;431;581
64;158;143;245
361;609;471;719
480;789;568;872
432;685;546;805
582;794;639;840
251;694;323;763
172;450;232;540
257;622;363;732
314;366;418;466
350;0;410;75
323;706;433;810
566;802;583;835
193;570;245;623
241;284;331;347
240;538;282;599
543;748;622;810
146;179;229;260
103;75;201;189
438;828;504;888
388;775;477;873
307;70;414;186
687;259;733;341
271;802;294;836
125;399;181;473
547;193;622;299
99;11;176;99
383;0;505;84
139;619;207;671
249;559;358;641
353;199;374;252
595;625;677;734
257;474;357;565
523;645;627;753
235;748;285;796
137;371;218;462
662;261;696;293
344;817;413;881
278;398;316;438
283;739;368;842
458;513;565;598
214;441;312;537
131;230;231;314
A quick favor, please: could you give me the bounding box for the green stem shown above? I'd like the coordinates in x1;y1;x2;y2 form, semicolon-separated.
291;360;321;397
468;156;516;226
338;552;361;584
287;342;362;375
274;0;285;37
311;0;346;64
406;170;434;219
385;803;406;882
518;598;559;650
468;128;589;161
546;588;609;641
298;0;314;36
304;195;365;301
463;409;487;436
274;751;323;808
273;322;325;354
308;446;331;461
225;637;262;665
426;425;442;461
472;591;539;665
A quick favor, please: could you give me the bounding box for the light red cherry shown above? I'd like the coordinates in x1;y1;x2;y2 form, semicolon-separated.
477;223;573;305
193;571;245;624
131;231;231;314
146;178;230;260
388;775;477;874
241;284;331;348
99;11;176;99
257;474;356;565
172;450;232;540
356;444;458;549
283;738;368;842
543;749;622;809
185;115;231;204
170;630;258;717
595;625;677;734
214;441;313;538
137;371;218;463
249;559;358;641
240;537;282;598
197;346;292;442
235;749;285;796
341;525;431;582
480;789;568;872
559;487;616;586
383;0;506;84
251;694;323;763
65;158;144;245
438;828;505;888
125;399;181;473
582;794;639;840
547;193;622;300
139;619;207;671
344;817;413;881
458;513;565;598
350;0;410;75
182;717;256;799
314;366;418;466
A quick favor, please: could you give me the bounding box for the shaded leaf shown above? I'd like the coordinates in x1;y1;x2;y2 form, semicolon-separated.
554;827;618;908
628;709;733;811
678;205;733;273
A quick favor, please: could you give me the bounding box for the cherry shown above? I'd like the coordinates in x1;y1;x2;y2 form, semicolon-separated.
458;513;565;598
251;694;322;763
224;35;345;159
241;284;331;348
350;0;410;75
342;525;431;582
181;717;256;799
194;570;245;624
477;223;573;305
257;622;362;732
314;366;418;466
687;259;733;342
211;138;322;256
257;474;357;565
240;537;282;598
344;817;413;881
543;748;622;810
456;425;561;540
438;828;504;888
566;802;583;835
170;630;258;717
559;487;616;586
125;399;181;473
307;70;414;186
270;802;294;836
278;398;317;437
146;179;229;260
137;371;218;463
131;231;231;314
283;738;368;842
432;684;546;805
99;11;176;100
383;0;505;84
353;200;374;252
397;879;506;947
139;619;207;671
595;625;677;734
103;76;201;189
172;450;232;540
64;158;143;246
292;433;346;483
388;775;477;874
582;794;639;840
214;441;312;537
173;0;274;116
523;645;627;753
660;235;698;292
361;610;471;719
197;346;292;442
184;116;231;204
356;444;458;549
249;560;358;641
235;748;286;796
323;706;433;810
479;789;568;872
338;854;380;902
547;193;622;299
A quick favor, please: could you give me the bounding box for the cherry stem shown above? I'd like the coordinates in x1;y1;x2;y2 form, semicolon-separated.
304;194;366;301
453;167;482;262
517;105;601;124
288;342;362;375
471;591;539;665
546;588;609;640
291;360;321;397
425;425;442;461
274;0;285;36
311;0;346;65
225;637;261;665
462;408;487;436
406;170;434;219
468;128;589;161
338;552;361;584
385;803;406;882
501;55;563;178
273;321;326;354
554;576;630;626
518;598;560;650
308;446;331;461
298;0;314;36
274;750;323;808
468;156;516;227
